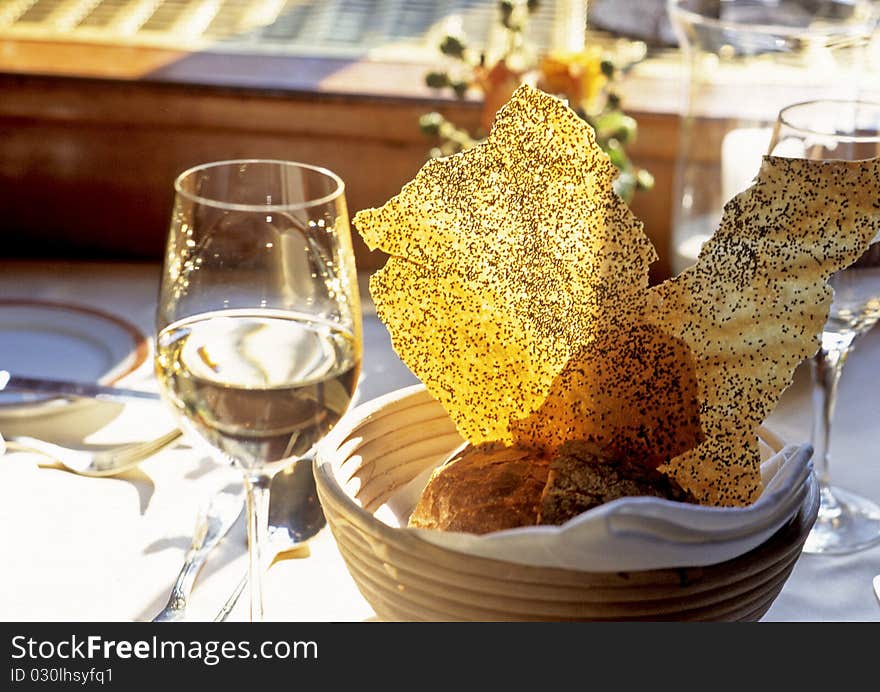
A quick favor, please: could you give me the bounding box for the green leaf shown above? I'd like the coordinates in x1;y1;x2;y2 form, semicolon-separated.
419;112;446;136
636;168;655;190
450;81;469;99
440;35;466;58
425;71;450;88
602;137;627;169
594;111;637;144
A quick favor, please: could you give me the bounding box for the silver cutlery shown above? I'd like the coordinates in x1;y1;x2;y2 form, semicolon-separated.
214;460;326;621
0;370;161;402
873;574;880;606
152;487;245;622
5;429;183;477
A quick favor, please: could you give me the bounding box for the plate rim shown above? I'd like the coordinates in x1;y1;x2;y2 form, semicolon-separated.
0;298;150;411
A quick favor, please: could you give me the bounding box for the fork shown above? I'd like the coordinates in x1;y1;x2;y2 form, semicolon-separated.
4;428;183;476
152;487;244;622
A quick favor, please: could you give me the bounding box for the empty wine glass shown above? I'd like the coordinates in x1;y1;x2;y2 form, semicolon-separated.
768;100;880;554
155;160;362;619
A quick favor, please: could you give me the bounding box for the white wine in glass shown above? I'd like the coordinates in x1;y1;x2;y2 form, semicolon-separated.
768;100;880;554
155;160;362;619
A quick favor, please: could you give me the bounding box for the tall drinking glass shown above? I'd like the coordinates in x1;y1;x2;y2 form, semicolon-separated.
668;0;878;275
155;160;362;618
768;101;880;554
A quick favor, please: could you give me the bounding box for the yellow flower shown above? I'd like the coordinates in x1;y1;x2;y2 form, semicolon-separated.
538;46;607;110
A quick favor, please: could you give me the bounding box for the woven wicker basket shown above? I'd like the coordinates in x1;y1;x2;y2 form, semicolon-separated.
315;385;817;621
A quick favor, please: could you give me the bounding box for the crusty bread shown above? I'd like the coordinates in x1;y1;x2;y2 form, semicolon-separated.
408;440;696;534
538;440;697;525
407;443;550;534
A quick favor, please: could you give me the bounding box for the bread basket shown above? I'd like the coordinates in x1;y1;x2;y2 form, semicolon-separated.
314;385;818;621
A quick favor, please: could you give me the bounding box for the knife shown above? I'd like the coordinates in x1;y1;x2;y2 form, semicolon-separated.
874;574;880;606
0;370;161;402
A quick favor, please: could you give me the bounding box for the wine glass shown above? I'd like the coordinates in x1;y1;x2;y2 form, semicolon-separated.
155;160;362;619
768;100;880;554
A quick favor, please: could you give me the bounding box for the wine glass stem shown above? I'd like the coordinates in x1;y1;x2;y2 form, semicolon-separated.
244;472;273;622
811;335;856;488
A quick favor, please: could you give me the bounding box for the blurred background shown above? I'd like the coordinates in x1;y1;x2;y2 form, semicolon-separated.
0;0;877;282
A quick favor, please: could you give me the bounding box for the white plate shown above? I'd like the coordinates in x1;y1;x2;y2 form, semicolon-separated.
0;299;149;417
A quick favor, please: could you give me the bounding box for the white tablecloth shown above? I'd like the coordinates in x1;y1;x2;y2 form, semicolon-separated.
0;260;878;622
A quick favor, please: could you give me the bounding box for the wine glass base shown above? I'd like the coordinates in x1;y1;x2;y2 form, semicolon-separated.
803;486;880;555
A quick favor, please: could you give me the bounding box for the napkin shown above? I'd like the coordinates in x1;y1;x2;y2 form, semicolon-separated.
375;442;815;571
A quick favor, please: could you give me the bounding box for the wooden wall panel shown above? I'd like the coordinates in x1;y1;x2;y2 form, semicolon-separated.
0;55;680;281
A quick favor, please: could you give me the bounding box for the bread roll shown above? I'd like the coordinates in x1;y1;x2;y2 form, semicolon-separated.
408;443;550;534
408;440;696;534
538;440;696;525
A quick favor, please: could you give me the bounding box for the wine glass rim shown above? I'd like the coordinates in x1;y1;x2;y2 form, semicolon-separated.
777;99;880;142
666;0;878;37
173;159;346;211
